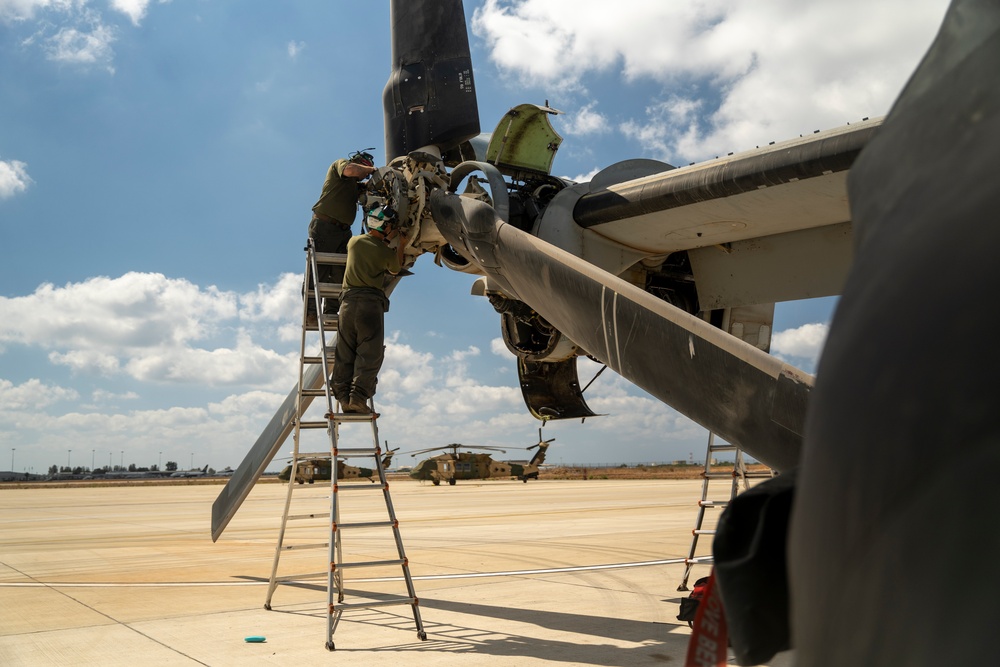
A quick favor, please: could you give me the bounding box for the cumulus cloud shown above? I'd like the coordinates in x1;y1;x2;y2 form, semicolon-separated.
0;158;33;199
2;0;163;71
472;0;950;162
771;322;828;367
0;377;79;410
109;0;156;26
0;272;301;388
559;102;609;136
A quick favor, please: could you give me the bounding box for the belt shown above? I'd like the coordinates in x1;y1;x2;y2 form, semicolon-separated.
311;212;350;227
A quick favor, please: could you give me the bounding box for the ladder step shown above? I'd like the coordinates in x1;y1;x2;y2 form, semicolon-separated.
708;444;737;452
304;316;339;332
331;597;417;612
328;413;378;423
299;420;331;429
301;388;330;397
698;500;729;508
333;558;406;571
302;355;336;365
335;482;387;491
314;251;347;266
336;520;396;530
703;471;735;479
280;542;329;551
335;448;378;457
693;529;716;536
306;283;343;299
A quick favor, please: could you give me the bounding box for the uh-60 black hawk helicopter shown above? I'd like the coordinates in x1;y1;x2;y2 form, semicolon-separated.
277;446;398;484
407;430;553;486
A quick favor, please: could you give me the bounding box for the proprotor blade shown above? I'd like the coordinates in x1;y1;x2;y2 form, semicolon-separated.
431;190;810;472
383;0;480;162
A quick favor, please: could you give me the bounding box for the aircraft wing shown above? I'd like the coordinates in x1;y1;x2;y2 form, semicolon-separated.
556;118;879;310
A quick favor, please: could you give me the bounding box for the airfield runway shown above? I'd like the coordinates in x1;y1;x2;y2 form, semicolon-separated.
0;479;793;666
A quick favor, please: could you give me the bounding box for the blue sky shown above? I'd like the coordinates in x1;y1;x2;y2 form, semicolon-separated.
1;0;951;475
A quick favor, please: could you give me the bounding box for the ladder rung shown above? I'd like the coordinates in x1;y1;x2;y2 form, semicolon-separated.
703;471;734;479
302;355;335;365
743;471;774;478
280;542;329;551
301;389;330;398
335;482;387;491
698;500;729;508
335;448;378;457
307;283;343;299
298;420;331;429
333;558;405;570
304;317;338;332
336;520;396;530
314;252;347;266
328;413;378;423
708;444;737;452
331;597;417;612
693;529;716;536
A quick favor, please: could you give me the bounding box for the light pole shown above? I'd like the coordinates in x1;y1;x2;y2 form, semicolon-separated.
120;450;123;470
68;449;72;469
108;452;112;470
190;453;194;469
159;451;162;471
10;448;14;472
91;449;95;471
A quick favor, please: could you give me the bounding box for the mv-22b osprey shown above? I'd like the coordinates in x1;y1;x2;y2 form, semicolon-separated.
216;2;1000;663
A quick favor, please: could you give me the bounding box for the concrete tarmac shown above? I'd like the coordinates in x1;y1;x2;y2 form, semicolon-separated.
0;479;793;666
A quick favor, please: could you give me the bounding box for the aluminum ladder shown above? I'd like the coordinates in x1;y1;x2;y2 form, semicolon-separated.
676;431;774;591
263;239;425;650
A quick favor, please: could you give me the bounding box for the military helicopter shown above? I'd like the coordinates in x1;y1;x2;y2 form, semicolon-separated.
278;445;397;484
407;430;553;485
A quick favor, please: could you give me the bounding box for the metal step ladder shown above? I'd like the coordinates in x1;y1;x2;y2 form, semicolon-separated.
676;431;775;591
264;239;426;651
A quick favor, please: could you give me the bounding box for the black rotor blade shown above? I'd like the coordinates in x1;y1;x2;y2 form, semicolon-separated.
383;0;480;163
431;190;810;472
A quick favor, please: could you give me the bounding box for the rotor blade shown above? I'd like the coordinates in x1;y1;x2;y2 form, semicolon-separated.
211;364;323;541
431;189;810;472
383;0;480;163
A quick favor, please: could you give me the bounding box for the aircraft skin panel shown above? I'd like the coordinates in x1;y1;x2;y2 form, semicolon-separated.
211;363;323;542
689;220;853;310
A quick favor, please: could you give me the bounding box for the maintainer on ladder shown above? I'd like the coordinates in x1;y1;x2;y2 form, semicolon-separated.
265;240;425;650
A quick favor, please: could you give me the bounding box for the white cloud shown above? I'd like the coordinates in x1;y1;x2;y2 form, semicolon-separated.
109;0;155;26
0;0;77;23
559;102;609;136
771;322;828;366
473;0;950;162
0;377;79;410
0;158;33;199
287;40;305;60
0;272;302;388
